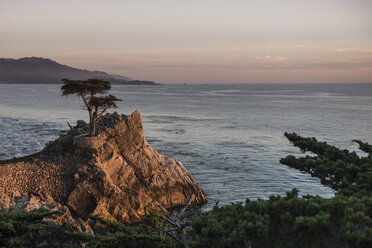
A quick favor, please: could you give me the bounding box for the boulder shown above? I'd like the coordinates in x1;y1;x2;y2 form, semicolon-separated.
0;110;207;226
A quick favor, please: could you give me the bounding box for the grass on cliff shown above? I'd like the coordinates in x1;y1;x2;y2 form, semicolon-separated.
190;133;372;248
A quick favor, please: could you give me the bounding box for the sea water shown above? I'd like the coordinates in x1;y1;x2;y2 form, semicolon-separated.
1;83;371;210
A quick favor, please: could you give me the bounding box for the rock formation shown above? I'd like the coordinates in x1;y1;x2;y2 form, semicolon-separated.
0;110;207;240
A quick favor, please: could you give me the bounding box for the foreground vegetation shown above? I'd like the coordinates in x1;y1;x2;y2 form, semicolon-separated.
191;190;372;247
0;208;55;247
1;133;371;247
191;133;372;248
69;215;178;248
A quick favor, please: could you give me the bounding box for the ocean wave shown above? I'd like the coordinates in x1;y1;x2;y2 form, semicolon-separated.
0;117;63;160
144;115;219;122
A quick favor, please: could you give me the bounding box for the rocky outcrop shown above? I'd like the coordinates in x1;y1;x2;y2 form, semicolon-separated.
0;110;207;227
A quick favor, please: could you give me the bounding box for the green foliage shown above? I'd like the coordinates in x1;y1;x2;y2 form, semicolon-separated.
61;78;111;96
353;140;372;156
143;210;170;230
191;192;372;248
0;208;53;247
61;78;122;136
281;132;372;196
191;133;372;248
89;94;122;110
70;215;178;248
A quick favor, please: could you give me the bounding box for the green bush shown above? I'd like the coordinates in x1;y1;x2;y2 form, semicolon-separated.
69;215;178;248
190;133;372;248
0;208;53;247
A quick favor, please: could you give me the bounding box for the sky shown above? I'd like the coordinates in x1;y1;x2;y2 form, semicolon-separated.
1;0;371;83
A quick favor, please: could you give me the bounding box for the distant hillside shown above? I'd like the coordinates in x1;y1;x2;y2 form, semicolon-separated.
0;57;158;85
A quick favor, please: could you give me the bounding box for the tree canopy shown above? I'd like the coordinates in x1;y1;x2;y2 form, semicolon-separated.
61;78;122;136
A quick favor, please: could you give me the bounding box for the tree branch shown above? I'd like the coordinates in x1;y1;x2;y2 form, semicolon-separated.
178;194;194;218
80;94;91;110
66;121;73;131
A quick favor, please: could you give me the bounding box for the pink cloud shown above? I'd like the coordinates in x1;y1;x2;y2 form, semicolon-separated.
256;55;289;61
118;56;174;63
274;56;289;61
332;48;372;54
256;55;272;60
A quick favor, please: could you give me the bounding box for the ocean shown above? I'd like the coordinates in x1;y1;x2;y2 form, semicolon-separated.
1;83;371;210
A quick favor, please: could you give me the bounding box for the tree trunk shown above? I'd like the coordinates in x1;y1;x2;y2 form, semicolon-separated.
88;110;93;136
91;114;98;137
91;121;96;137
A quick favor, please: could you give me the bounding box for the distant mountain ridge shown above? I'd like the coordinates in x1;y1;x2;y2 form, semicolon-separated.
0;57;158;85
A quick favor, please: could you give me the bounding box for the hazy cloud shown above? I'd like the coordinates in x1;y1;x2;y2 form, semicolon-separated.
118;56;175;63
274;56;289;61
332;48;372;54
220;55;241;59
1;0;371;83
256;55;272;60
256;55;289;61
332;48;356;52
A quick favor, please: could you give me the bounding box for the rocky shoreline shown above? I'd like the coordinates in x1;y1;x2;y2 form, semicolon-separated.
0;110;207;246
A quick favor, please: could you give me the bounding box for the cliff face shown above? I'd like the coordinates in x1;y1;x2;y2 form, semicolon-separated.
0;110;207;226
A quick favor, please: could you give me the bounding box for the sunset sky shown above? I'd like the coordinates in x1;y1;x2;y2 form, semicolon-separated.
1;0;371;83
